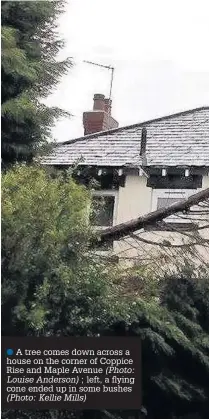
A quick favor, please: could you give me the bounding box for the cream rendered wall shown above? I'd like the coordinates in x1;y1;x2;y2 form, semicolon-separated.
202;175;209;189
116;175;152;224
113;175;152;262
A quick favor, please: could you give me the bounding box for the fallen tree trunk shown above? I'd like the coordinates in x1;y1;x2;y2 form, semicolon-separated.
92;187;209;246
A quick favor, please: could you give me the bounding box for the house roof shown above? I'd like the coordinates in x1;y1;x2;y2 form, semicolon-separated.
42;107;209;168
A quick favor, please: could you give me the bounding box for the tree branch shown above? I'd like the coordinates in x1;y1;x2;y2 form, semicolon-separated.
92;188;209;246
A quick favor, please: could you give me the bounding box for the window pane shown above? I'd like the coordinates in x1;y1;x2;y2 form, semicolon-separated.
157;197;191;224
91;195;115;226
157;197;184;209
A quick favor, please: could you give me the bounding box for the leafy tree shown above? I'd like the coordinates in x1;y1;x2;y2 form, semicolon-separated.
1;164;132;419
1;1;71;166
2;165;126;336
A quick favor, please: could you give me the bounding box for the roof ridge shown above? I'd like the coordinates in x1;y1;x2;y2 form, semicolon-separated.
60;106;209;146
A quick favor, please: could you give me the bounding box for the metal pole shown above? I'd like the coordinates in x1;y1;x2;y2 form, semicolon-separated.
83;60;114;100
109;68;114;100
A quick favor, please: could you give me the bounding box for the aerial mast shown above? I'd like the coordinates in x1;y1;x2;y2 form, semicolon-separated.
83;60;115;99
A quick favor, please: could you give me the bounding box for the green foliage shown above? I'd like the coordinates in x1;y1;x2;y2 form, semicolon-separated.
116;264;161;299
2;165;126;336
1;1;71;166
160;271;209;410
103;265;209;419
148;270;209;418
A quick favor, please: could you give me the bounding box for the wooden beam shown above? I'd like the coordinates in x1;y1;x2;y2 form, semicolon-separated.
92;187;209;245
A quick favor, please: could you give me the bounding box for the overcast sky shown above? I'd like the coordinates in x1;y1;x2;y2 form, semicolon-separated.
46;0;209;142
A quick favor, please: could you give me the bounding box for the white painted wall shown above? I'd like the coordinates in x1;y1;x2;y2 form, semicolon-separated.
116;175;152;223
203;175;209;189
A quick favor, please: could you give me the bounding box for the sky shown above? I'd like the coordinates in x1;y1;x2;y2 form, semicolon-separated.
46;0;209;142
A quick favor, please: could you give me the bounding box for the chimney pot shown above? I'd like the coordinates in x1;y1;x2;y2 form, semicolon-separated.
93;93;105;111
104;98;112;115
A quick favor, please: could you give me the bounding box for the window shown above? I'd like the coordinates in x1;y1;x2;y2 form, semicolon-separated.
90;190;118;251
157;196;187;225
157;197;184;210
151;189;198;230
91;195;115;227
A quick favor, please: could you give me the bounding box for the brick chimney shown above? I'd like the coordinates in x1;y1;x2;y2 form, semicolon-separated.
83;93;119;135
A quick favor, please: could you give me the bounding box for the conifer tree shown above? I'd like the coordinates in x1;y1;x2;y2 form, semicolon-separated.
1;1;71;166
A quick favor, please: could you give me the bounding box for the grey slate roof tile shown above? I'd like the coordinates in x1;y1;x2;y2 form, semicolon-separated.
42;107;209;167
